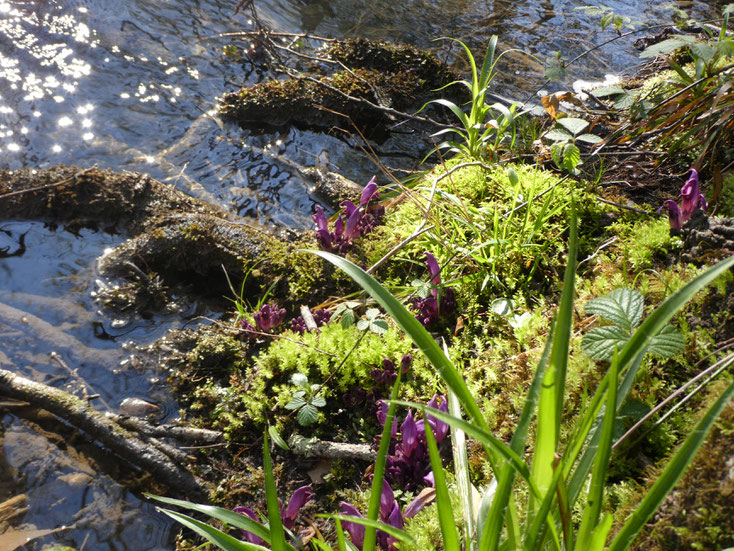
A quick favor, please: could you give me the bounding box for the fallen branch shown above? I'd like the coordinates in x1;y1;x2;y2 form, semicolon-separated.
0;368;206;499
289;434;375;462
0;166;96;200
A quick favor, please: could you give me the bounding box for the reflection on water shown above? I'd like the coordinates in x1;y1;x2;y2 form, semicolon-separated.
0;0;722;549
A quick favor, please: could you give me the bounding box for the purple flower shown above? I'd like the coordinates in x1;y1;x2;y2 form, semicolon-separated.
401;411;418;458
678;168;707;222
423;471;435;487
233;506;265;545
312;178;384;254
339;502;365;549
426;394;449;444
425;252;441;289
282;485;313;529
376;400;398;438
253;304;286;332
360;176;380;206
662;200;682;229
400;353;413;375
290;308;332;333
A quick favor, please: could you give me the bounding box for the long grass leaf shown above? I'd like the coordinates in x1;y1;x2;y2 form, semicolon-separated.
447;384;475;548
155;509;270;551
531;205;577;500
263;432;287;551
147;495;272;544
575;353;618;549
609;377;734;551
425;418;461;550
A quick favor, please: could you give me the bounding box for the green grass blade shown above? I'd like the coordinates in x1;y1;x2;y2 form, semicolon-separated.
155;508;270;551
311;536;336;551
146;495;271;544
335;519;347;551
575;352;618;549
609;377;734;551
325;514;418;548
478;36;498;91
447;386;475;547
425;418;461;551
307;250;490;434
479;291;554;549
588;514;613;551
263;432;287;551
531;206;577;501
364;370;402;551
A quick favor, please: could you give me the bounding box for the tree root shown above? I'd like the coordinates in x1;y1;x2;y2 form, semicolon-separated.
0;368;207;500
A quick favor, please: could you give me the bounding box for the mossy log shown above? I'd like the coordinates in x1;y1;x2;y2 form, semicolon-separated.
219;38;464;134
0;368;207;499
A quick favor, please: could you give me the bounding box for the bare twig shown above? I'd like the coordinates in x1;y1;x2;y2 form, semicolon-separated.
49;352;112;411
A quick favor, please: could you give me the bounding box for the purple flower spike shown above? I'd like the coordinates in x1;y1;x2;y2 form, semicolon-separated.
426;394;449;444
423;471;435;487
313;205;329;232
400;353;413;375
282;485;313;529
339;502;365;549
233;506;265;545
253;304;286;332
401;411;418;458
360;176;379;206
380;480;396;519
424;252;441;287
678;168;707;221
662;200;682;229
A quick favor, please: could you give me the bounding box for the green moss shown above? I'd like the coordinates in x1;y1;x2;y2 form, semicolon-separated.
712;173;734;217
241;322;437;424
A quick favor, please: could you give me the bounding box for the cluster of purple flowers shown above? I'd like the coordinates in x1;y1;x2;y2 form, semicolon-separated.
661;168;707;229
234;485;313;544
377;394;449;490
313;176;385;254
241;303;287;334
339;480;432;551
289;308;333;333
343;354;413;407
411;253;456;328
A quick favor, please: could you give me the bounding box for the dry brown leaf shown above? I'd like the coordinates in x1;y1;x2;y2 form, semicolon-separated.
540;91;585;120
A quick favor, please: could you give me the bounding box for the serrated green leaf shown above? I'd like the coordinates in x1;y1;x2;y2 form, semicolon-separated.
647;324;686;357
311;395;326;408
340;309;355;328
563;143;581;171
365;308;380;320
291;373;309;388
557;117;589;136
618;399;651;421
577;133;603;144
690;42;716;63
614;92;638;110
545;128;574;142
370;320;389;335
285;395;307;410
356;319;369;331
297;404;319;426
582;325;630;361
640;37;696;59
585;288;644;331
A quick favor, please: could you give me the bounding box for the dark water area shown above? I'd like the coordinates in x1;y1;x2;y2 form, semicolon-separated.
0;0;722;549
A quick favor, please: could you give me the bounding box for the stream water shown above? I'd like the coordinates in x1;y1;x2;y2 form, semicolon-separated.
0;0;721;549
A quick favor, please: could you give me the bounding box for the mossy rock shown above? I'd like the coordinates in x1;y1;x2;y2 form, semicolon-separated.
219;38;464;135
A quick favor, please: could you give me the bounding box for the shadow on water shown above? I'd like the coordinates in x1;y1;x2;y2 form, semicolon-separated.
0;0;721;548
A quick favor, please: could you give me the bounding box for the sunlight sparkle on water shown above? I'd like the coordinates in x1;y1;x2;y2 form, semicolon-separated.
52;144;62;152
58;116;73;127
82;118;92;128
82;132;93;140
7;143;19;151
